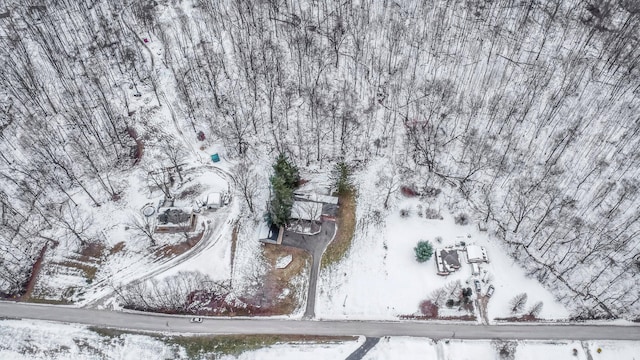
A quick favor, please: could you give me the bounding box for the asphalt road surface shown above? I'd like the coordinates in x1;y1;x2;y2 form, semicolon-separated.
281;221;337;318
1;302;639;341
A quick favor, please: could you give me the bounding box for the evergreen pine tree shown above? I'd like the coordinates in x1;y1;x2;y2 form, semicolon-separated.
332;161;352;195
414;240;434;262
269;173;294;227
273;153;300;189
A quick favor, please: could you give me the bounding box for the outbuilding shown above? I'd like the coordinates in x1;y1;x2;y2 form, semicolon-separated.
466;245;489;263
204;192;223;209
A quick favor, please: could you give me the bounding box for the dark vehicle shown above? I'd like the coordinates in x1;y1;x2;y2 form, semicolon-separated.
474;279;481;293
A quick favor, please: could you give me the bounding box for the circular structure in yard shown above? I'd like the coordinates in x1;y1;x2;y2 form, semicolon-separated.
142;205;156;217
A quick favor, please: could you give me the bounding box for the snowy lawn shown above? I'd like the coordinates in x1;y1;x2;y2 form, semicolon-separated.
0;320;183;360
0;320;359;360
317;162;568;321
219;338;361;360
1;320;638;359
32;157;235;308
364;337;640;360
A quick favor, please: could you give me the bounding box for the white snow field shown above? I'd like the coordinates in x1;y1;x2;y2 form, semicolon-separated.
0;320;184;360
4;320;636;360
220;338;362;360
363;337;640;360
317;160;569;321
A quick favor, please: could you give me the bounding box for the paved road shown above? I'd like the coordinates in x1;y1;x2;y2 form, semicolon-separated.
281;221;337;318
2;302;639;341
346;337;381;360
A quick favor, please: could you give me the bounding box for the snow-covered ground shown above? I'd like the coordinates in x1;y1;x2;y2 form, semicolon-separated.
0;320;183;360
0;319;359;359
219;339;362;360
317;161;569;321
4;320;636;360
72;160;234;307
364;337;640;360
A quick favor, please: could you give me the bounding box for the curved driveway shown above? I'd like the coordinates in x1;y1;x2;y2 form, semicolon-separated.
280;221;337;318
2;302;639;341
81;166;237;308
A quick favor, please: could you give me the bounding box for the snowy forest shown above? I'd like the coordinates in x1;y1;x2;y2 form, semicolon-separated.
0;0;639;320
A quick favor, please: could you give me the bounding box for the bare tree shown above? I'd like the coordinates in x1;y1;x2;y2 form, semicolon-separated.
510;293;528;314
55;201;94;248
527;301;544;317
233;161;260;213
128;213;157;246
376;167;401;209
161;137;188;183
146;166;173;199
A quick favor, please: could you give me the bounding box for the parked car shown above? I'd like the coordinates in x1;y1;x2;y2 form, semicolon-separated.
190;317;203;323
486;285;495;297
474;279;481;293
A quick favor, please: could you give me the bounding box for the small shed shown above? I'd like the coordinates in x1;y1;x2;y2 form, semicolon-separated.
258;223;283;244
204;192;223;209
466;245;489;263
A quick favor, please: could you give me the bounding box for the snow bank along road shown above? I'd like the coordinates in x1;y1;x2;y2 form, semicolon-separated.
1;302;639;341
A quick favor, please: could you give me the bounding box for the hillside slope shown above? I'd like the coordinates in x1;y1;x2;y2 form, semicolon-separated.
0;0;638;318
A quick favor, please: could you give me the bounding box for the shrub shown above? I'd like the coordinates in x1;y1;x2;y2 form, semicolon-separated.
423;208;443;219
414;240;433;262
496;341;517;360
400;186;417;197
419;300;438;318
454;213;469;225
422;186;441;198
462;301;474;312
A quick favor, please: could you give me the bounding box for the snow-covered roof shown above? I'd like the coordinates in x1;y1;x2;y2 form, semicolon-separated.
290;201;323;221
206;192;222;205
466;245;489;263
294;192;339;205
